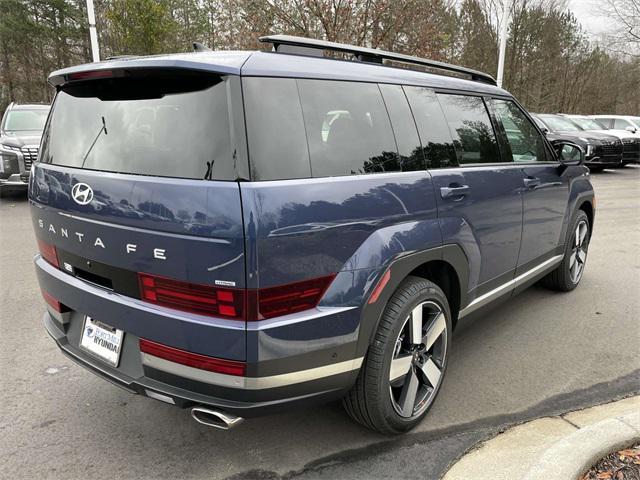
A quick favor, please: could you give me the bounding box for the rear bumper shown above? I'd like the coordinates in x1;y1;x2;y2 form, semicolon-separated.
36;256;362;416
44;313;353;416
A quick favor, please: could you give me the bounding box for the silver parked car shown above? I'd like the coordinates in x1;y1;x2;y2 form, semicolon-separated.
0;102;51;195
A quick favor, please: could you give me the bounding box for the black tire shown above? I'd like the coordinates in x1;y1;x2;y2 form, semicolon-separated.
342;276;452;434
542;210;590;292
588;166;603;173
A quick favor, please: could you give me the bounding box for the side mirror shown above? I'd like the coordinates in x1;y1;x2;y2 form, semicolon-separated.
625;125;637;133
541;127;549;135
551;140;584;166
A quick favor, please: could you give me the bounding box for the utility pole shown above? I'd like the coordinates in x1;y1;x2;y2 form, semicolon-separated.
496;0;509;88
86;0;100;62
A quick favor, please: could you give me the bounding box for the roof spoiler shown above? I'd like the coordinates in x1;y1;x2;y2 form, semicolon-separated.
260;35;497;86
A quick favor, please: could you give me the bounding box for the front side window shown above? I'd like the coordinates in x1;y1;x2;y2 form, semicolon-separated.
437;94;501;164
492;99;548;162
41;72;237;180
614;118;632;129
297;79;399;177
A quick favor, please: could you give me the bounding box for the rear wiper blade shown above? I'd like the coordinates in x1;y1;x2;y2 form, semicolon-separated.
80;116;108;168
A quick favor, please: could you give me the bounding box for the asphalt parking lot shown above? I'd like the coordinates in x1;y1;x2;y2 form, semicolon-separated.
1;166;639;480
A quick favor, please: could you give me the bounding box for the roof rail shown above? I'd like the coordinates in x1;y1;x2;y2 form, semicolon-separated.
259;35;497;86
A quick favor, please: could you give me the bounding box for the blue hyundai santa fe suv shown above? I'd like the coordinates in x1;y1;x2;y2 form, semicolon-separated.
31;35;594;434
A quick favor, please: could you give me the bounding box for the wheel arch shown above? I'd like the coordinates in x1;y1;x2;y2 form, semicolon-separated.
409;260;461;328
578;199;594;233
355;244;469;358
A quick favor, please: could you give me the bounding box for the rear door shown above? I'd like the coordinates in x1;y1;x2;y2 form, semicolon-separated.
405;87;524;299
489;98;569;271
31;69;249;359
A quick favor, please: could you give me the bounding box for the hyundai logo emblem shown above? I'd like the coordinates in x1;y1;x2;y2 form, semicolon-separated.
71;183;94;205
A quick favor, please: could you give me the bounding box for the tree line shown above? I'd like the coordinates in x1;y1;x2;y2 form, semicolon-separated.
0;0;638;116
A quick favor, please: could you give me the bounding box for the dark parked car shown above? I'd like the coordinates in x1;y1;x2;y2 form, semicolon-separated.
532;113;623;171
562;115;640;165
32;36;594;434
0;102;50;195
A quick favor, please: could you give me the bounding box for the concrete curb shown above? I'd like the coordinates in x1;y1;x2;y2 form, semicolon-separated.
523;412;640;480
443;397;640;480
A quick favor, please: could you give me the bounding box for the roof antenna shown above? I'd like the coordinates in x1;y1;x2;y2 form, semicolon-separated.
192;42;212;52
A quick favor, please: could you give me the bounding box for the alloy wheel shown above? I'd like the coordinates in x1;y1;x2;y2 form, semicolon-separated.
389;300;448;418
569;220;589;284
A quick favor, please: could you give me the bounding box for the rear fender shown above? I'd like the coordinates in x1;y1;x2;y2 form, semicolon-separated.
354;244;468;358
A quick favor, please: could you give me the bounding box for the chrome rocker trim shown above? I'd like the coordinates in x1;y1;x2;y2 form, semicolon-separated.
459;254;563;318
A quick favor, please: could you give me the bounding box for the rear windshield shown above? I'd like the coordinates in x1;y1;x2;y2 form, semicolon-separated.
40;71;237;180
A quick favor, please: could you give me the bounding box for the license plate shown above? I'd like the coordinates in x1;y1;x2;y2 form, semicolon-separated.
79;316;124;367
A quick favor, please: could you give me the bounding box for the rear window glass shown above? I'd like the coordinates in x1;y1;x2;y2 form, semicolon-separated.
297;79;399;176
378;84;424;171
437;94;501;164
243;77;311;180
404;87;457;169
40;72;237;180
244;78;402;180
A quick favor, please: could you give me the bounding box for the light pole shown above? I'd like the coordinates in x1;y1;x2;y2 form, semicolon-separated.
86;0;100;62
496;0;509;88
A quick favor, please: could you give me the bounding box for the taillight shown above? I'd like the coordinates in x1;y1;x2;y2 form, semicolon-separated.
247;274;336;320
139;338;246;376
37;239;59;268
137;272;336;321
138;273;244;320
41;290;66;313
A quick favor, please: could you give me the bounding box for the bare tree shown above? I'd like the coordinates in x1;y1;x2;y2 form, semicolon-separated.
597;0;640;57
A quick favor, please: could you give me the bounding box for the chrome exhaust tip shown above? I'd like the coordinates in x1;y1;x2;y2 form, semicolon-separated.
190;407;244;430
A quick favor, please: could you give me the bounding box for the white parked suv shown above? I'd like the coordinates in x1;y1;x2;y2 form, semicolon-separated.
562;114;640;164
591;115;640;135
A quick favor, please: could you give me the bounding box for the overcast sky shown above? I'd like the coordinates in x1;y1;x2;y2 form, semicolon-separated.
567;0;610;37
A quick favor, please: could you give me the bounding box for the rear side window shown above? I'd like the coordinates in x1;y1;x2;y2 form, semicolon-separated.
297;79;399;176
404;87;457;169
41;72;238;180
437;94;501;164
243;77;311;180
491;99;549;162
378;84;424;171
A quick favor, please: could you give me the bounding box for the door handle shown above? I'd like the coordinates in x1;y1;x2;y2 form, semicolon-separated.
440;185;470;199
523;177;541;189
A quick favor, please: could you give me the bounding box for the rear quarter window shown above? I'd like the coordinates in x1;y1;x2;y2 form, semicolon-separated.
40;72;239;181
243;77;311;181
244;77;402;180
